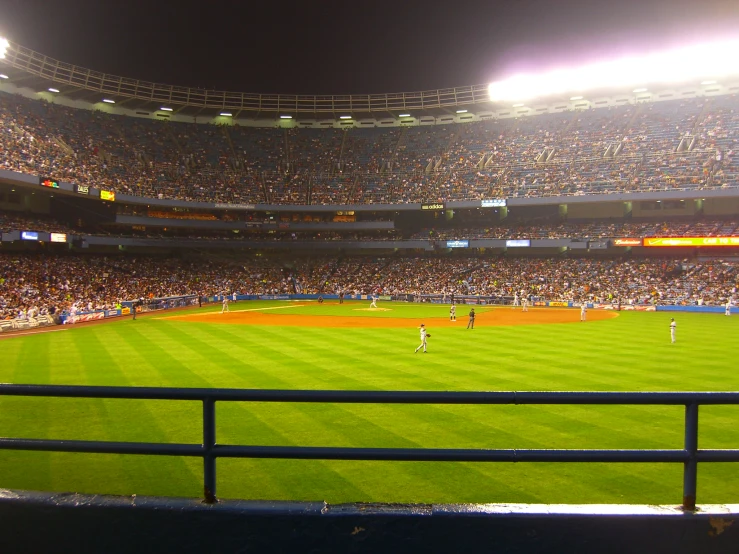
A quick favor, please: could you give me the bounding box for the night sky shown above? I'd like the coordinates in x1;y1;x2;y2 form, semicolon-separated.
0;0;737;95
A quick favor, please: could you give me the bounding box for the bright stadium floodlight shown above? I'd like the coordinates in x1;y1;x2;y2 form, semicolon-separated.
456;109;468;113
0;37;8;59
0;74;8;79
280;115;292;119
160;106;173;112
48;88;59;93
701;80;717;85
487;38;739;102
339;115;352;119
399;113;411;117
220;112;232;117
512;103;525;107
570;96;583;100
102;98;115;104
632;88;648;93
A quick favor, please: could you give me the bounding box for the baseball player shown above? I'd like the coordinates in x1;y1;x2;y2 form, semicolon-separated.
221;295;230;313
580;302;587;321
370;294;378;309
450;304;456;321
726;299;732;316
522;297;529;312
512;292;520;309
670;318;676;343
467;308;476;329
414;324;428;353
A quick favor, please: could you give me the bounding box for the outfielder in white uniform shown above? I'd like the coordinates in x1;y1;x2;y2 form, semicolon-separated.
522;297;529;312
726;300;732;316
580;303;587;321
221;296;230;313
670;318;676;343
414;324;428;353
370;294;378;309
512;293;520;308
450;304;456;321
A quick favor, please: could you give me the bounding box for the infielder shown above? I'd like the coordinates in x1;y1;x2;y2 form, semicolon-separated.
414;324;428;353
370;294;378;309
522;297;529;312
726;300;732;316
670;318;676;343
580;303;587;321
221;295;230;313
450;304;456;321
512;293;520;309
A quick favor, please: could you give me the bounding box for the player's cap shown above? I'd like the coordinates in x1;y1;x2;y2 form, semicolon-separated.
420;323;425;326
671;317;675;321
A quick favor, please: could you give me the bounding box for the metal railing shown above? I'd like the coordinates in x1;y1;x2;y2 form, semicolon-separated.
1;385;738;509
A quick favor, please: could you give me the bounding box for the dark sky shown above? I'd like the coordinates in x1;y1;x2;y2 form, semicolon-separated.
0;0;737;95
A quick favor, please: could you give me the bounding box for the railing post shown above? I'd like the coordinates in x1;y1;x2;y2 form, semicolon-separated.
203;397;217;504
682;402;698;511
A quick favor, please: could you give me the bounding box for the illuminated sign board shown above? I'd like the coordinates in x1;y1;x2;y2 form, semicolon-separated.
421;203;444;210
75;184;90;195
40;178;59;188
21;231;39;241
613;238;642;247
50;233;67;243
100;190;116;201
481;199;506;207
644;236;739;247
446;240;469;248
506;239;530;247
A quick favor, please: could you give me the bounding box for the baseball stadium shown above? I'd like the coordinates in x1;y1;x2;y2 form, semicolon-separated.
1;29;739;551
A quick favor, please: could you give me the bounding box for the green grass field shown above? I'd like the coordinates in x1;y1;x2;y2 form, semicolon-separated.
1;300;738;505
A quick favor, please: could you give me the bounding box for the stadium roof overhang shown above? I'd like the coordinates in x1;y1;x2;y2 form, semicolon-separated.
1;38;738;122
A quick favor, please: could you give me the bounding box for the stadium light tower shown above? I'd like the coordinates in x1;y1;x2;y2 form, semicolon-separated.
0;37;9;59
488;38;739;103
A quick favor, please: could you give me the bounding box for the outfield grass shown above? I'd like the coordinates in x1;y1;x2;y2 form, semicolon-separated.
1;300;738;505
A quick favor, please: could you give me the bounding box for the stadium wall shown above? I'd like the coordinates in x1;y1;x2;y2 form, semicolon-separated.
1;490;737;554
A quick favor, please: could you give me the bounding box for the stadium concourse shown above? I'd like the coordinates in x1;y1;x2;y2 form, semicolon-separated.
0;91;736;204
1;253;737;321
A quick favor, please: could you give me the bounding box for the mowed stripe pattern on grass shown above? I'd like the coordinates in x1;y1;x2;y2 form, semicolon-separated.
1;303;738;504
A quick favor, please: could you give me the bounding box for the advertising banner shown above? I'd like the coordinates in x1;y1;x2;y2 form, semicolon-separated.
421;203;444;210
258;295;290;300
481;199;506;207
613;238;641;247
548;301;570;307
644;236;739;247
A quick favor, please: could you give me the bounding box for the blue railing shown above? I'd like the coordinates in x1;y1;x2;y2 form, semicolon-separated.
1;385;739;509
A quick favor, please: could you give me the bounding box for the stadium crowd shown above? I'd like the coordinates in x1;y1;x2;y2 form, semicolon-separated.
2;253;737;320
0;91;736;205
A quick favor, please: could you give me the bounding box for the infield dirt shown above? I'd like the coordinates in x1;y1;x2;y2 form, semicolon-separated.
164;307;617;328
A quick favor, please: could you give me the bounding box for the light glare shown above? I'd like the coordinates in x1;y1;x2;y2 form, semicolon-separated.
0;74;7;79
488;39;739;102
339;115;352;119
280;115;292;119
399;113;411;117
48;88;59;93
160;107;173;111
0;37;8;59
570;96;583;100
456;109;468;113
220;112;232;117
102;99;115;104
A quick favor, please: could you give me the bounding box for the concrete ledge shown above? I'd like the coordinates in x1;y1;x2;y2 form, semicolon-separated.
0;489;737;553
